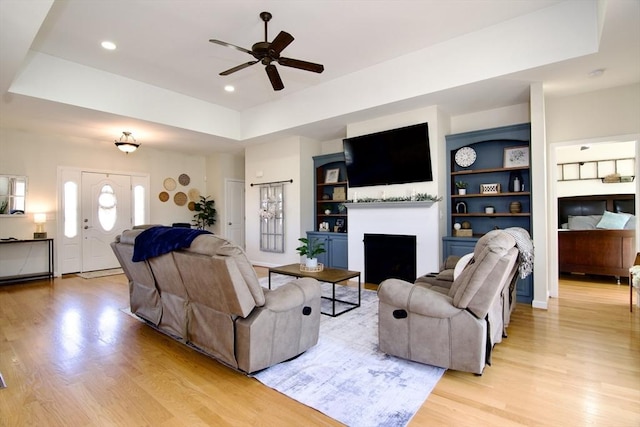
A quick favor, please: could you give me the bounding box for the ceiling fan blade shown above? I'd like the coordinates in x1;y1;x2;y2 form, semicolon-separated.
278;57;324;73
265;64;284;91
209;39;253;55
220;61;258;76
270;31;294;55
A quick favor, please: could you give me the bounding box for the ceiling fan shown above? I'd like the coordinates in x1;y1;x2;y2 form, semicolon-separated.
209;11;324;91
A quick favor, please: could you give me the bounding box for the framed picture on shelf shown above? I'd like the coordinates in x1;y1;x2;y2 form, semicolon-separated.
325;168;340;183
503;146;529;168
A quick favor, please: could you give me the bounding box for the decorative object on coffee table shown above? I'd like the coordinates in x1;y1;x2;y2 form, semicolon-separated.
296;237;326;269
300;263;324;272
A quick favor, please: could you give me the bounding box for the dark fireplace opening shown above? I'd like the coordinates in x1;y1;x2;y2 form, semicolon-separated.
364;234;417;285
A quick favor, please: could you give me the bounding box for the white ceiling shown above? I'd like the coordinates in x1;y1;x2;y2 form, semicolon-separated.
1;0;638;155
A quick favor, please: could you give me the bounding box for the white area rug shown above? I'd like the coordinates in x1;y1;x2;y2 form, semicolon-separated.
254;274;445;427
77;268;124;279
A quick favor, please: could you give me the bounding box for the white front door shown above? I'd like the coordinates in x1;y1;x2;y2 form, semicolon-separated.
81;172;132;272
225;179;245;248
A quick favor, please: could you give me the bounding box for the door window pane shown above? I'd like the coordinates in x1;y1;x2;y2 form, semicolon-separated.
98;184;117;231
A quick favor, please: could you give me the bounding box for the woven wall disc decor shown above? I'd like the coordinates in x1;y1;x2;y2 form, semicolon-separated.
163;177;176;191
174;192;187;206
178;173;190;186
159;191;170;202
188;188;201;201
188;201;196;211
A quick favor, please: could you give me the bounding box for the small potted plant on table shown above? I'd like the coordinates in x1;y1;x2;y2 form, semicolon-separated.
455;181;468;195
296;237;326;270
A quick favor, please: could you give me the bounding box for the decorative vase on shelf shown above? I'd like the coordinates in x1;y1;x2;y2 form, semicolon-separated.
324;209;332;215
509;201;522;213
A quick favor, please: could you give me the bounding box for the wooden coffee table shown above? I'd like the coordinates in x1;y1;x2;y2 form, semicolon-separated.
268;264;361;317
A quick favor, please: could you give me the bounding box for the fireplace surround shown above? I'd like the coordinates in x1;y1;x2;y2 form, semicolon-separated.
345;201;440;282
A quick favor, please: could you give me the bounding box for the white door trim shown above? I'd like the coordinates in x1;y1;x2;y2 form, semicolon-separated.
57;166;149;275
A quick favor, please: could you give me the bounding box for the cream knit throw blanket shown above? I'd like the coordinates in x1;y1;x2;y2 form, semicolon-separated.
630;265;640;288
504;227;534;279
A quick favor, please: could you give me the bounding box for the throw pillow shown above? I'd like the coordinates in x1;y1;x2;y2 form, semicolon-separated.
596;211;631;230
623;214;636;229
567;215;602;230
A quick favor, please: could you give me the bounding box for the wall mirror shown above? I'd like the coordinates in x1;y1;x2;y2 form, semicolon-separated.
0;175;27;215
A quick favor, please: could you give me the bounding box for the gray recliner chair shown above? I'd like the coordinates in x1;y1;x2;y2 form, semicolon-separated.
377;230;519;374
414;255;461;289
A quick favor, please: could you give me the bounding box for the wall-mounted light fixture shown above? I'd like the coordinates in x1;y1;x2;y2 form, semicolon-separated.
115;131;140;153
34;213;47;239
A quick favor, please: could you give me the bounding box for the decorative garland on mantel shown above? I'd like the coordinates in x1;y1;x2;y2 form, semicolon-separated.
346;194;443;204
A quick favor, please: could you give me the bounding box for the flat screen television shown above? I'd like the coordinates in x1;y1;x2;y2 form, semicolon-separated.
342;122;433;188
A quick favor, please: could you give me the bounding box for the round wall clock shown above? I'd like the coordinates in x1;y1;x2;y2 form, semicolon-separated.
454;147;477;167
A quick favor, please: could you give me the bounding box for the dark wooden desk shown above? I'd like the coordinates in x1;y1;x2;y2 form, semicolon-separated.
0;238;54;284
268;263;361;317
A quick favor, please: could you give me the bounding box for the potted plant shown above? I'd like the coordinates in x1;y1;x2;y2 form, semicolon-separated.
296;237;326;268
455;181;468;195
322;204;333;215
192;195;217;230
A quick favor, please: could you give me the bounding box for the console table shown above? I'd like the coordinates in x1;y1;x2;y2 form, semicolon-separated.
0;238;54;284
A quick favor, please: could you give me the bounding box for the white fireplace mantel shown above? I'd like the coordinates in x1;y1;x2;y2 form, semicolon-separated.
346;202;441;281
344;200;436;209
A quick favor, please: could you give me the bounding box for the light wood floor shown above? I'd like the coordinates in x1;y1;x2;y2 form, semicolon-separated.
1;271;638;426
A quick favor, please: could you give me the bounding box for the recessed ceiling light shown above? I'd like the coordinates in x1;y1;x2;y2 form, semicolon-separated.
101;41;116;50
224;85;235;92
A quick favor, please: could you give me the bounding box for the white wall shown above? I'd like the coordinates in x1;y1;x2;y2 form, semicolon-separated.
0;128;213;241
546;83;640;142
451;103;530;134
244;136;321;267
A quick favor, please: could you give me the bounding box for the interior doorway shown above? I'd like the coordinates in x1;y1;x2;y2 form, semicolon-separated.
225;179;245;248
550;136;639;298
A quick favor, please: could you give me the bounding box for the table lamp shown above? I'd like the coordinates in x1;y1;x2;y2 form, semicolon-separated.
34;213;47;239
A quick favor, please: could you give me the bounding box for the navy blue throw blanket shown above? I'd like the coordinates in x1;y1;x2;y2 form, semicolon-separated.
132;226;212;262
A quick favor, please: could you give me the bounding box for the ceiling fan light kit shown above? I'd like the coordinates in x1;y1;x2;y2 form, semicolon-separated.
209;11;324;91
